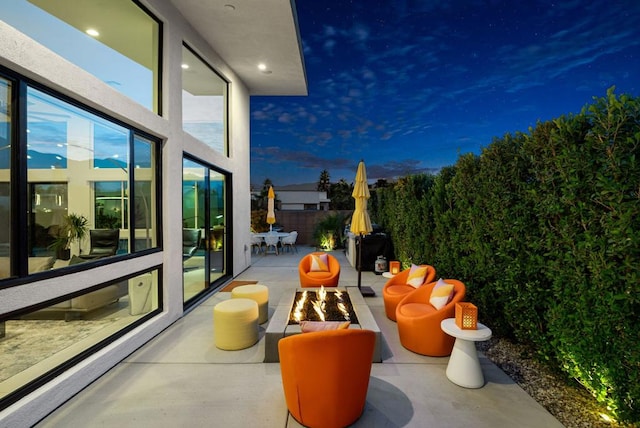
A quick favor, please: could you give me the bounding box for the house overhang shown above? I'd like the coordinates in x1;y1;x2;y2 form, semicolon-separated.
170;0;308;96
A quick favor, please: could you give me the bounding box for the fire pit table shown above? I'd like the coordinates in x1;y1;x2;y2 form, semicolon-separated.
264;287;381;362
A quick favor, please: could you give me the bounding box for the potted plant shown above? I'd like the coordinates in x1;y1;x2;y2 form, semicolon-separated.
50;213;89;259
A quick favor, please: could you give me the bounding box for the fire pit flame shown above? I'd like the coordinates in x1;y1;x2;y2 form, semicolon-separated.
337;302;350;321
292;290;308;322
312;300;325;321
318;285;327;302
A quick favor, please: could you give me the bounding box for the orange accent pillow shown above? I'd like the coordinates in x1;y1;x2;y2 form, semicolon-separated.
310;253;329;272
299;321;350;332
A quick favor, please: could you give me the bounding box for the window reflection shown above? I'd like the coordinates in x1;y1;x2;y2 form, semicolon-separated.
0;0;161;113
3;85;161;275
182;44;228;155
0;268;160;402
182;157;228;303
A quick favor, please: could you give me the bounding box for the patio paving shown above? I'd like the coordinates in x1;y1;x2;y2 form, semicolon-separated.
36;247;563;427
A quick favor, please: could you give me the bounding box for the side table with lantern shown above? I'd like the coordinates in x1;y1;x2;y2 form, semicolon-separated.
440;318;492;388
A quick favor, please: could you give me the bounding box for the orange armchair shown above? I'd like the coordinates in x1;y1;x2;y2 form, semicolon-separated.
278;329;375;428
298;252;341;287
395;279;466;356
382;264;436;321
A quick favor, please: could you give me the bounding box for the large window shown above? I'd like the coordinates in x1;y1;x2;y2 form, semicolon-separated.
0;0;161;113
183;156;229;303
182;44;228;155
0;267;161;408
0;78;11;259
0;78;160;281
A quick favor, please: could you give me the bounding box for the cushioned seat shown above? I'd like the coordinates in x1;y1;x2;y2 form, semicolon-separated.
213;298;259;350
382;264;436;321
231;283;269;324
278;329;375;428
396;279;466;356
298;252;340;287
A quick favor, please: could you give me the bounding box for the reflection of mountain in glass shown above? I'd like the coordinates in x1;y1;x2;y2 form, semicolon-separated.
26;150;132;170
183;122;224;153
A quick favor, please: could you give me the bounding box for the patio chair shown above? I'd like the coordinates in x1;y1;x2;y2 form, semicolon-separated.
183;228;201;260
278;329;375;428
382;264;436;321
298;252;340;287
280;231;298;253
79;229;120;260
395;279;466;356
263;232;280;255
250;233;264;254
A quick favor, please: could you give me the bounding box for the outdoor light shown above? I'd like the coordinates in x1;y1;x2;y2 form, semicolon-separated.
389;261;400;275
86;28;99;37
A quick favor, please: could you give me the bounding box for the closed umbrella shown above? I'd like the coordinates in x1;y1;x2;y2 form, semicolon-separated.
350;160;375;296
266;186;276;231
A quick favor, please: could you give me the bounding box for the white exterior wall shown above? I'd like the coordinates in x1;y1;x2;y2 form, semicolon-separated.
0;0;252;424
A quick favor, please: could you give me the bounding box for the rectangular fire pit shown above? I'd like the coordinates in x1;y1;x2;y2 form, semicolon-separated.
264;287;381;363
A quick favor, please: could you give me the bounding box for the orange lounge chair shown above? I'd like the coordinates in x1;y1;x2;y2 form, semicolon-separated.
395;279;466;356
382;264;436;321
298;252;341;287
278;329;375;428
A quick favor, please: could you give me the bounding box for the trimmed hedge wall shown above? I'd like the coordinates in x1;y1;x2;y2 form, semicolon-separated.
371;88;639;424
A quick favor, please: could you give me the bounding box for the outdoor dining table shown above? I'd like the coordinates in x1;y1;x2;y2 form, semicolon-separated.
254;232;291;254
253;232;291;239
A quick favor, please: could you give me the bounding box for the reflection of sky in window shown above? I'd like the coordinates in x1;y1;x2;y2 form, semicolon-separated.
0;1;152;109
182;92;225;153
27;122;68;169
134;137;152;169
27;86;132;170
0;123;9;169
93;122;128;170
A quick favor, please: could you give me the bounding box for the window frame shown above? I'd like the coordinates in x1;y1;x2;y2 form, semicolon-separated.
0;65;163;286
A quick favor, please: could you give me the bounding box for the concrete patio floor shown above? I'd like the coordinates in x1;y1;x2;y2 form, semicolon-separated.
36;247;563;427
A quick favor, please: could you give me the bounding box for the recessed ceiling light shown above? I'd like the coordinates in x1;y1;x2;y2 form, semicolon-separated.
182;63;190;69
86;28;99;37
258;63;267;71
224;4;236;11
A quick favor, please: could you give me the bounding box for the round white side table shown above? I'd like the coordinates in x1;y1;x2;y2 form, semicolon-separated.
381;272;396;279
440;318;492;388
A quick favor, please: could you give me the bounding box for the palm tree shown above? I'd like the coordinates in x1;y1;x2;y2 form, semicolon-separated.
317;169;330;192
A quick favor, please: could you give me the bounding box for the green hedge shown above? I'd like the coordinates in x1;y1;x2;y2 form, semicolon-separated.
371;88;639;424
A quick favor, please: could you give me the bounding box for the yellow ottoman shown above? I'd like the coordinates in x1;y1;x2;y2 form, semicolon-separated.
231;284;269;324
213;298;259;350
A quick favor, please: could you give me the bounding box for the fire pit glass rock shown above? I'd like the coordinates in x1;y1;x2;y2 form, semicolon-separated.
289;288;359;325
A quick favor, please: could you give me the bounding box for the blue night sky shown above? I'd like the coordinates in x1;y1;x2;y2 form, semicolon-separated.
250;0;640;188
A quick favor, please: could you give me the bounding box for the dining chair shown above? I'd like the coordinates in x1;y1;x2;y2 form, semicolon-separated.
281;231;298;253
250;233;264;254
264;233;280;255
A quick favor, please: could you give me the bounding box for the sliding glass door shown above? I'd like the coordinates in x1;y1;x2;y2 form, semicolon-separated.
182;156;229;303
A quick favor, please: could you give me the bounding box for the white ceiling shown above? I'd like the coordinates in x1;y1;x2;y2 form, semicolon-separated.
170;0;308;96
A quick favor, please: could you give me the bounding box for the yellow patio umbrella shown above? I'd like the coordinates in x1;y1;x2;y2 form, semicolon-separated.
266;185;276;231
350;160;375;296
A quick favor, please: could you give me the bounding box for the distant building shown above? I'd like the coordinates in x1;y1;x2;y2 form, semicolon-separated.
276;183;331;211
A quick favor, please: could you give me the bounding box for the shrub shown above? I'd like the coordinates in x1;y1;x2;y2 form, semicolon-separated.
371;88;639;424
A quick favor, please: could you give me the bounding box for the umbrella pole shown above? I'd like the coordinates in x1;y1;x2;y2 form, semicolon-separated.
357;233;375;297
357;234;363;290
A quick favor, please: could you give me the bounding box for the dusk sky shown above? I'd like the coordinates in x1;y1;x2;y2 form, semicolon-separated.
250;1;640;188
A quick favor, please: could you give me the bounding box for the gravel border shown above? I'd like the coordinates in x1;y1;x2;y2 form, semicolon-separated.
477;337;626;428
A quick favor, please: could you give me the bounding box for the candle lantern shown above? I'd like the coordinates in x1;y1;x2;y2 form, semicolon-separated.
389;261;400;275
455;302;478;330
